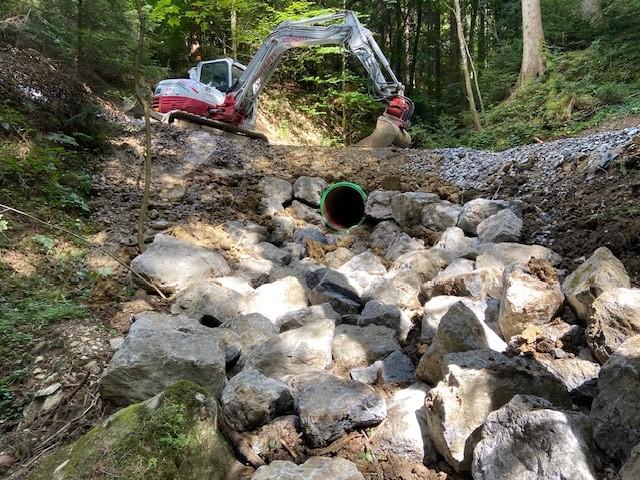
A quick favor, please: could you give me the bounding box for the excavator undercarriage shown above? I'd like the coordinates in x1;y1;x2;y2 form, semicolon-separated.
152;11;412;147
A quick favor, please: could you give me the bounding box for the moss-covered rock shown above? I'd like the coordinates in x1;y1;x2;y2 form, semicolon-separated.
29;381;237;480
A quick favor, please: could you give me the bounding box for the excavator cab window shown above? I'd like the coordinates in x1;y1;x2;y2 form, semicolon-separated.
198;59;232;92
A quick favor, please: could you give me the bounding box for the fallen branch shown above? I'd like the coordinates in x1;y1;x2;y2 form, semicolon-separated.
216;406;265;468
0;203;166;299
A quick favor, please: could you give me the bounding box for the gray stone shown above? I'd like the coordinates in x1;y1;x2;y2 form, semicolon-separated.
477;208;523;243
388;248;446;287
225;220;269;248
385;232;424;261
391;192;440;227
498;263;564;341
425;350;571;471
130;234;230;293
365;190;399;220
221;369;293;432
324;247;355;269
332;324;400;370
259;176;293;206
372;383;436;463
369;220;402;254
421;201;461;231
243;276;308;322
477;242;561;269
591;335;640;463
422;267;503;300
620;443;640;480
537;356;600;403
252;457;364;480
270;215;296;244
457;198;522;235
220;313;277;355
362;278;421;311
587;287;640;363
293;176;327;207
282;241;305;261
359;300;410;339
214;276;254;296
101;313;227;404
276;303;340;332
416;302;507;383
563;247;631;322
109;338;124;351
308;269;361;315
432;226;480;260
337;250;386;295
349;351;415;385
171;281;245;325
236;255;274;287
472;395;598;480
290;372;387;446
255;242;291;265
291;200;323;225
293;226;328;251
244;320;335;380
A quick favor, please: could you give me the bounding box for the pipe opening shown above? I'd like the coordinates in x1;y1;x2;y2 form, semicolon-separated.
320;182;367;231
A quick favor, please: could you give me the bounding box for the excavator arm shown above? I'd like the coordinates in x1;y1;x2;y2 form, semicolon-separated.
209;10;413;147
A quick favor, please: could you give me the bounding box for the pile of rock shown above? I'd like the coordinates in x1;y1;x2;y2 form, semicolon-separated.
57;177;640;479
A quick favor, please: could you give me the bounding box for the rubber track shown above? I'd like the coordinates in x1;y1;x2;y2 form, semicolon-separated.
152;110;269;142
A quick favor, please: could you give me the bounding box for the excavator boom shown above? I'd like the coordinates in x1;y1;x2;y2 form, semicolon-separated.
153;10;412;147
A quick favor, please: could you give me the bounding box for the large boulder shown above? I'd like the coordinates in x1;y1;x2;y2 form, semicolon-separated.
391;192;440;227
290;372;387;446
337;250;386;295
472;395;599;480
425;350;571;471
562;247;630;322
362;278;421;311
620;444;640;480
170;281;245;325
416;302;506;383
497;262;564;341
457;198;523;235
365;190;399;221
476;242;561;269
387;248;445;288
220;313;277;365
537;356;600;404
332;324;400;370
253;457;364;480
29;382;236;480
422;266;503;300
586;287;640;363
220;368;293;432
372;383;437;463
476;208;522;243
421;201;461;231
244;320;335;380
591;335;640;463
293;176;327;207
101;313;227;404
243;276;308;322
432;226;480;260
260;175;293;213
130;234;230;293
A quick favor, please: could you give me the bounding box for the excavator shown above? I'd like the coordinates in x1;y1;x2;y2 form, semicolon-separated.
151;10;413;147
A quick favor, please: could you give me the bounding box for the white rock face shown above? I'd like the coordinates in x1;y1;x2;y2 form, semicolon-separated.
243;276;308;322
220;368;293;432
591;335;640;463
372;383;437;463
620;443;640;480
477;242;561;269
424;350;571;471
433;226;480;260
332;324;400;370
416;301;507;383
472;395;599;480
498;263;564;341
244;320;335;380
130;234;230;293
365;190;399;220
391;191;440;227
293;176;327;207
421;201;461;231
290;372;387;447
252;457;364;480
586;287;640;363
101;313;227;404
563;247;630;322
337;250;386;295
170;281;245;325
457;198;522;235
476;208;522;243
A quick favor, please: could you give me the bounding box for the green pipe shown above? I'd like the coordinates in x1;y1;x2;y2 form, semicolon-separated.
320;181;368;231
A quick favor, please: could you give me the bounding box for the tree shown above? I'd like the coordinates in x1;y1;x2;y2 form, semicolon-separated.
581;0;603;26
517;0;545;88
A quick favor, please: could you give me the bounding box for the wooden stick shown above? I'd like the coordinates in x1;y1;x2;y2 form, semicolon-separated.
216;407;265;468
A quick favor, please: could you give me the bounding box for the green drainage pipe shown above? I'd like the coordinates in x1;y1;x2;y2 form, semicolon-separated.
320;181;368;231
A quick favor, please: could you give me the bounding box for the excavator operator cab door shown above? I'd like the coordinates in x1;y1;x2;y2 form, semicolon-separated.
193;58;243;93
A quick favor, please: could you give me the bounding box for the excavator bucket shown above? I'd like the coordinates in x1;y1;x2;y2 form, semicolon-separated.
357;115;412;148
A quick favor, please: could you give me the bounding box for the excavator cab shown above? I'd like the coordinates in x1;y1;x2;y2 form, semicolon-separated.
188;59;244;93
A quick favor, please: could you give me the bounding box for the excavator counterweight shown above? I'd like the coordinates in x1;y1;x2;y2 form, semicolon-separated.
152;11;412;147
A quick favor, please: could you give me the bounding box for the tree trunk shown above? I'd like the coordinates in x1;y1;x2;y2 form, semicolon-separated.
230;3;238;59
517;0;545;88
409;0;423;89
74;0;84;79
581;0;603;26
434;3;442;100
478;0;486;64
452;0;482;130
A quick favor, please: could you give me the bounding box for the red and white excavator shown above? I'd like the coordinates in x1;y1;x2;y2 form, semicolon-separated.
152;10;413;147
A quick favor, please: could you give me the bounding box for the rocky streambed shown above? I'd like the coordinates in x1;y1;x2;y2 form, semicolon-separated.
29;156;640;480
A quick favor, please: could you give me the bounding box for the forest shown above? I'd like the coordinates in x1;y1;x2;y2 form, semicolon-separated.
2;0;639;147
